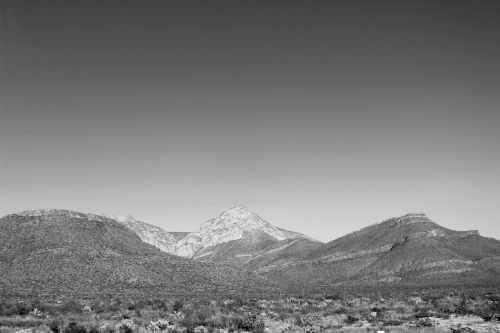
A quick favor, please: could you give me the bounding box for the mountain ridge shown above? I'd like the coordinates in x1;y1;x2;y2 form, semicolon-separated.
0;209;275;297
257;213;500;291
2;208;499;295
175;206;314;257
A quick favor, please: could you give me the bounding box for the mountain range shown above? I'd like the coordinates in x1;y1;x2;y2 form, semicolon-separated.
0;209;274;297
1;207;499;297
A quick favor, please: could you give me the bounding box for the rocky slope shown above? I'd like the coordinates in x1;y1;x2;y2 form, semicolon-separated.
0;209;274;297
258;213;500;291
112;215;178;254
2;208;498;295
175;206;319;264
102;206;317;265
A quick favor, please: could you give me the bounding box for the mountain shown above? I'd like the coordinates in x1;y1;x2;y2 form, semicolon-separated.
0;209;274;297
97;207;319;268
258;213;500;291
174;206;320;265
3;208;497;296
112;215;178;254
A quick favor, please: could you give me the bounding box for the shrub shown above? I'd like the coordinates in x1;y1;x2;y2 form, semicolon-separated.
481;313;495;322
294;314;304;327
15;302;32;316
31;300;53;314
193;326;208;333
417;317;434;327
49;318;63;333
173;300;184;312
180;312;207;331
325;294;342;301
116;319;136;333
382;318;404;326
64;322;87;333
233;312;264;332
151;299;168;312
60;300;82;314
414;308;431;318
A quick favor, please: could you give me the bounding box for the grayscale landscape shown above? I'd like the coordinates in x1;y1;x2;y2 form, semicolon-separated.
1;1;499;333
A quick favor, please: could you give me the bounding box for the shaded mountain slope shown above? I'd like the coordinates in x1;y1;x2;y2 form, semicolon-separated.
0;210;274;297
243;237;322;271
176;206;318;264
258;213;500;291
100;207;318;268
193;230;280;263
113;215;178;254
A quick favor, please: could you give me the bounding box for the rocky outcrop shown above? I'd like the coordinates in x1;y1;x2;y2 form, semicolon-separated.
114;215;179;254
175;206;311;258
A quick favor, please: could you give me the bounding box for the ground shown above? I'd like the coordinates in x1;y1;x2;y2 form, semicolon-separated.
0;289;499;333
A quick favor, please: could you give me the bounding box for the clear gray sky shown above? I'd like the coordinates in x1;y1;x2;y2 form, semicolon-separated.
1;0;499;242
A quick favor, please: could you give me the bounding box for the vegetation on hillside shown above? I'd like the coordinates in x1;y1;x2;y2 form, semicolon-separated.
0;289;498;333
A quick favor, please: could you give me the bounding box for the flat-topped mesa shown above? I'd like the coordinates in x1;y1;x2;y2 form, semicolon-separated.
392;213;432;225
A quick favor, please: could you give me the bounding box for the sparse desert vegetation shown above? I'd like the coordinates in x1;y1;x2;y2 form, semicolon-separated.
1;289;498;333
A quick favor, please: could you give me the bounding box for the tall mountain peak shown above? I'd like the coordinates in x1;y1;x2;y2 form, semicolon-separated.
220;205;254;217
175;206;289;257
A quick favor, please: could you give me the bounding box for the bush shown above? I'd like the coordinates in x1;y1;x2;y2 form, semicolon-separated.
233;312;264;332
0;300;26;316
346;315;359;324
64;322;87;333
49;318;63;333
173;300;184;312
417;317;434;327
414;309;431;318
15;302;32;316
325;294;342;301
180;312;207;331
151;299;169;312
60;300;82;314
382;318;404;326
119;327;132;333
30;300;53;314
294;314;304;327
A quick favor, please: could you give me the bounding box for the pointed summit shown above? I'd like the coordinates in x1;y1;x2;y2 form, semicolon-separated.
226;205;250;211
219;205;255;220
175;206;289;257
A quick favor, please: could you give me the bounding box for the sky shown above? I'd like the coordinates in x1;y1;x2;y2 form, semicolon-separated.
0;0;499;242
